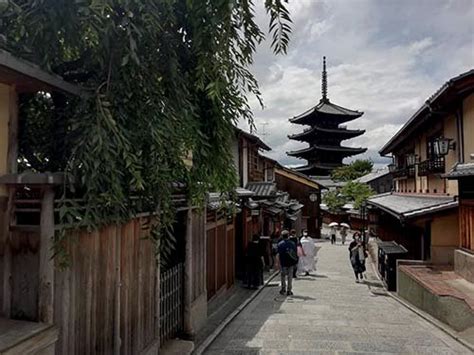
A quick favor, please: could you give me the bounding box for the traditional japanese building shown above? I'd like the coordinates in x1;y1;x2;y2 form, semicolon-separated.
287;57;367;176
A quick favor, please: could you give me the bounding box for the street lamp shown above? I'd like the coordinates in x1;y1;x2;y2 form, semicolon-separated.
406;153;417;166
433;137;455;157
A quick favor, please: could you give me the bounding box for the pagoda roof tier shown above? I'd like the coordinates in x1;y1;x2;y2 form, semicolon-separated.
287;145;367;158
288;125;365;142
294;163;342;176
290;99;363;126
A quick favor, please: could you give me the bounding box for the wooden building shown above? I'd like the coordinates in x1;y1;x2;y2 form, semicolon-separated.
369;69;474;265
356;168;393;194
0;50;210;354
446;163;474;282
287;57;366;176
275;166;322;238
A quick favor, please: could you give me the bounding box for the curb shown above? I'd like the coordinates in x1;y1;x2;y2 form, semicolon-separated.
192;270;280;355
368;259;474;353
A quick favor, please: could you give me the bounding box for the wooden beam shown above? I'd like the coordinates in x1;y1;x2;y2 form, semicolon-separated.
38;187;55;324
0;49;83;96
1;188;14;317
7;86;18;174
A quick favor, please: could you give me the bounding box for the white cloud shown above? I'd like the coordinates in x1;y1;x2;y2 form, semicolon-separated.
240;0;474;167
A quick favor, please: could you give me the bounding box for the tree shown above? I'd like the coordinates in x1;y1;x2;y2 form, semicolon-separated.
0;0;292;265
322;181;374;213
322;190;346;213
341;181;374;209
331;160;373;182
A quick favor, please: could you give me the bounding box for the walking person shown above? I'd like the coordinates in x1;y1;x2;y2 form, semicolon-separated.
289;229;300;278
246;234;264;289
340;227;348;245
299;230;316;275
349;232;367;283
277;230;298;296
330;225;337;244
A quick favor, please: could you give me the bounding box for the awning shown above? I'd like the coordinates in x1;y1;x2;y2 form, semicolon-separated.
265;206;283;215
235;187;256;197
367;193;458;221
444;162;474;179
245;182;277;197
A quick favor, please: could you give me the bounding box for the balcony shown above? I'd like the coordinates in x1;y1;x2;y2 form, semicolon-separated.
418;158;445;176
392;166;415;179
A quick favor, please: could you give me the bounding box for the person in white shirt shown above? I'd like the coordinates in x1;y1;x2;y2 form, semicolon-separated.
299;230;317;276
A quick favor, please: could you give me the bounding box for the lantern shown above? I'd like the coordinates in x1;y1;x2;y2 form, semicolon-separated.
433;137;452;156
388;163;396;172
406;153;417;166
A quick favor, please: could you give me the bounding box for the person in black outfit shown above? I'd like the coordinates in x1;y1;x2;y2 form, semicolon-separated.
289;229;300;278
246;234;264;289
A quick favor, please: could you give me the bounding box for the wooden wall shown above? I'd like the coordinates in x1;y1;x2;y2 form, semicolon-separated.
460;200;474;251
54;217;159;355
206;213;235;301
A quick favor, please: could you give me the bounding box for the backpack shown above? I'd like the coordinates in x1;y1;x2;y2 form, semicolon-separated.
280;241;298;266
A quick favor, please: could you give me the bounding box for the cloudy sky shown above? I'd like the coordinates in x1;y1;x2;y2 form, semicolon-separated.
239;0;474;168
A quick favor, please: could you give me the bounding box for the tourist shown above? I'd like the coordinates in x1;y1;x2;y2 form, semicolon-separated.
299;230;316;276
277;230;298;296
349;232;367;283
330;225;337;244
289;229;300;278
340;227;348;245
246;234;264;289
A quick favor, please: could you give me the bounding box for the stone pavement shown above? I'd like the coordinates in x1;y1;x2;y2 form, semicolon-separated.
203;239;472;354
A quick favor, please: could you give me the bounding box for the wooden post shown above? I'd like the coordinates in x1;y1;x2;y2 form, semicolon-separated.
1;84;18;318
183;208;193;336
114;224;121;354
7;85;18;174
38;186;55;324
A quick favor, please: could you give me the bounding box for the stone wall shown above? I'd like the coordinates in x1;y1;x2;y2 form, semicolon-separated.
398;268;474;332
455;249;474;283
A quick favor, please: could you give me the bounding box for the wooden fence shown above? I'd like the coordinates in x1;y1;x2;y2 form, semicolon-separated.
460;200;474;251
55;218;160;354
206;212;235;300
4;216;160;354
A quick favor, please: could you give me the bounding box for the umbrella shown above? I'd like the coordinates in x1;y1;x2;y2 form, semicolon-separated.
340;223;350;229
328;222;339;227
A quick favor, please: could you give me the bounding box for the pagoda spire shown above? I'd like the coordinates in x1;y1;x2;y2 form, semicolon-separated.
322;56;328;102
287;56;367;177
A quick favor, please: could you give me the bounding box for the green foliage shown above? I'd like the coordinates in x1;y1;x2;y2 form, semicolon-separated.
331;159;373;182
1;0;291;266
323;182;374;213
322;190;345;213
340;181;374;209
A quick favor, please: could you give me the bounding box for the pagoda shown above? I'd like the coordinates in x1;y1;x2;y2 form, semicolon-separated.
287;57;367;176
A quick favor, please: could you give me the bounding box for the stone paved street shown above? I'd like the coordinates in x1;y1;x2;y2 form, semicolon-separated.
204;239;472;354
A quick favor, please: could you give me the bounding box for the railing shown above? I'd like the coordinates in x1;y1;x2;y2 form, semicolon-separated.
160;263;184;346
392;166;415;178
418;158;445;176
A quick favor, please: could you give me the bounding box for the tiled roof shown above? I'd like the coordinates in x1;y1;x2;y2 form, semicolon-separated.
312;177;347;189
235;128;271;151
444;163;474;179
290;99;363;123
235;187;255;197
245;182;277;197
287;144;367;157
356;168;391;184
367;193;458;220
